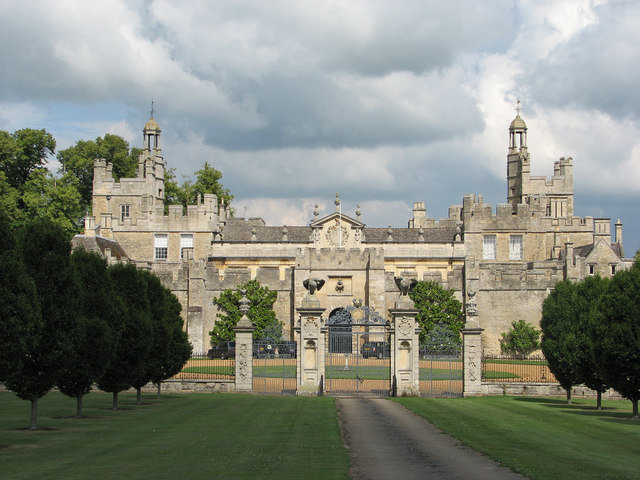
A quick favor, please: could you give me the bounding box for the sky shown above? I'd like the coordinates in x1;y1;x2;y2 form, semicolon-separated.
0;0;638;257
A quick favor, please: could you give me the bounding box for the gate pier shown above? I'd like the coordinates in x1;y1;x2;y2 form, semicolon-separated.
295;294;326;396
389;294;421;396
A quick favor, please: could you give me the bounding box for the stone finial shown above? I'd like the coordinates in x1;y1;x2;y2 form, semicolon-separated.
236;290;253;328
303;278;325;296
386;226;393;242
282;226;288;242
335;193;341;212
313;204;319;220
250;226;257;242
418;227;425;242
394;276;418;296
355;204;362;219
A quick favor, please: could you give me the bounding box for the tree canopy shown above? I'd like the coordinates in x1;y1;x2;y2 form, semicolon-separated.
210;279;281;344
165;162;233;214
500;320;540;357
593;260;640;418
409;281;463;346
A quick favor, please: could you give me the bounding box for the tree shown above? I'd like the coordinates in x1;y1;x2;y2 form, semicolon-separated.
165;162;234;214
500;320;540;357
0;214;40;386
210;279;281;345
149;287;192;398
409;281;463;346
57;134;140;210
593;261;640;418
57;249;121;417
19;169;84;237
98;263;152;410
541;280;583;404
3;219;80;429
0;128;56;188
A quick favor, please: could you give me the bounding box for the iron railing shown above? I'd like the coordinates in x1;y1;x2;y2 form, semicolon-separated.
173;352;235;380
482;354;556;383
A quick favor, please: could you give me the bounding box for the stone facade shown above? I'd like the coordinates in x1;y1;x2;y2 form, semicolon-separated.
75;112;632;354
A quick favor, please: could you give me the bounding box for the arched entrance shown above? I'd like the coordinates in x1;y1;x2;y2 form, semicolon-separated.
324;303;391;396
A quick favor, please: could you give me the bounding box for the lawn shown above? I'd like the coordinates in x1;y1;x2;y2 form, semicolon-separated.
396;396;640;480
0;391;350;480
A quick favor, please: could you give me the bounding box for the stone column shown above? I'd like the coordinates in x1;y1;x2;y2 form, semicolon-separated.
389;294;421;397
462;290;485;396
233;292;254;393
296;278;326;396
295;299;326;396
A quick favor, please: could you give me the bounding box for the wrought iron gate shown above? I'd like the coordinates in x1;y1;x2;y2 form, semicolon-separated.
324;304;391;396
252;340;297;395
418;345;463;397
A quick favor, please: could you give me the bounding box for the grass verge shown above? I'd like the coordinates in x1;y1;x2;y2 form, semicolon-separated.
395;396;640;480
0;391;349;480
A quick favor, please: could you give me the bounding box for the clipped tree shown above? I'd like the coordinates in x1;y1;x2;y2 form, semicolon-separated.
541;280;583;404
593;259;640;418
0;213;40;386
150;288;192;398
409;281;463;346
500;320;540;358
210;279;281;344
98;263;153;410
57;249;121;417
3;219;80;429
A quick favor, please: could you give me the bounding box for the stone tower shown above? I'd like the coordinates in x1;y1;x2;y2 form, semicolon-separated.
507;102;529;210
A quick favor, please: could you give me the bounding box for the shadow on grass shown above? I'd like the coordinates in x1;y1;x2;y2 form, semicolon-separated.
513;397;568;405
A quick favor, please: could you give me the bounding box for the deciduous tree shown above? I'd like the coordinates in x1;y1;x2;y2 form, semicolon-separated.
210;279;280;344
500;320;540;358
409;281;463;346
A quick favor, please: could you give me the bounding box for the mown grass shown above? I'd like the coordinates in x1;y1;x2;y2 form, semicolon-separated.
396;396;640;480
0;391;349;480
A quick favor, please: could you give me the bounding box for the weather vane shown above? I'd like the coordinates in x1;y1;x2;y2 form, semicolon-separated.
150;100;155;117
515;98;521;116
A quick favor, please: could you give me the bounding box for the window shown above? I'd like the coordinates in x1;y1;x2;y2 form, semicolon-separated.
155;234;168;260
121;204;130;222
588;264;595;275
483;235;496;260
180;234;193;259
611;264;616;275
509;235;523;260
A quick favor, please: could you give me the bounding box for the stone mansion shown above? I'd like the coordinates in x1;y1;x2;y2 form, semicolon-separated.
73;112;631;354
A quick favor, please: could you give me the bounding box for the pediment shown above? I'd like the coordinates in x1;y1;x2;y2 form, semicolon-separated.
310;212;365;229
584;239;621;263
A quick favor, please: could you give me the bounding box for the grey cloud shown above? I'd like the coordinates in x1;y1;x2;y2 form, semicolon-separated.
524;2;640;118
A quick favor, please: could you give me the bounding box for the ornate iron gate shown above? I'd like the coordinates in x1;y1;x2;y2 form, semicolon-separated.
324;303;391;396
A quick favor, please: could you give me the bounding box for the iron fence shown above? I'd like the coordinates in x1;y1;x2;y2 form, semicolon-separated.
252;341;297;395
482;354;556;383
173;352;235;380
419;347;463;397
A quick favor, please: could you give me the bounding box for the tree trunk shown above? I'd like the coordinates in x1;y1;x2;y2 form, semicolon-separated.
596;390;602;410
566;388;572;405
112;391;118;410
30;396;38;430
75;394;83;418
136;386;142;405
633;399;639;419
156;382;161;399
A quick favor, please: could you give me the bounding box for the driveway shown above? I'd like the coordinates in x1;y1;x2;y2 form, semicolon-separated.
337;398;528;480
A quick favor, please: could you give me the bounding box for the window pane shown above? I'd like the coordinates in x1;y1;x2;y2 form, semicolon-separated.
509;235;523;260
483;235;496;260
180;234;193;248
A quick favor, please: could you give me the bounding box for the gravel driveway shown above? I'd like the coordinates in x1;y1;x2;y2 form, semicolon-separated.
337;398;528;480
